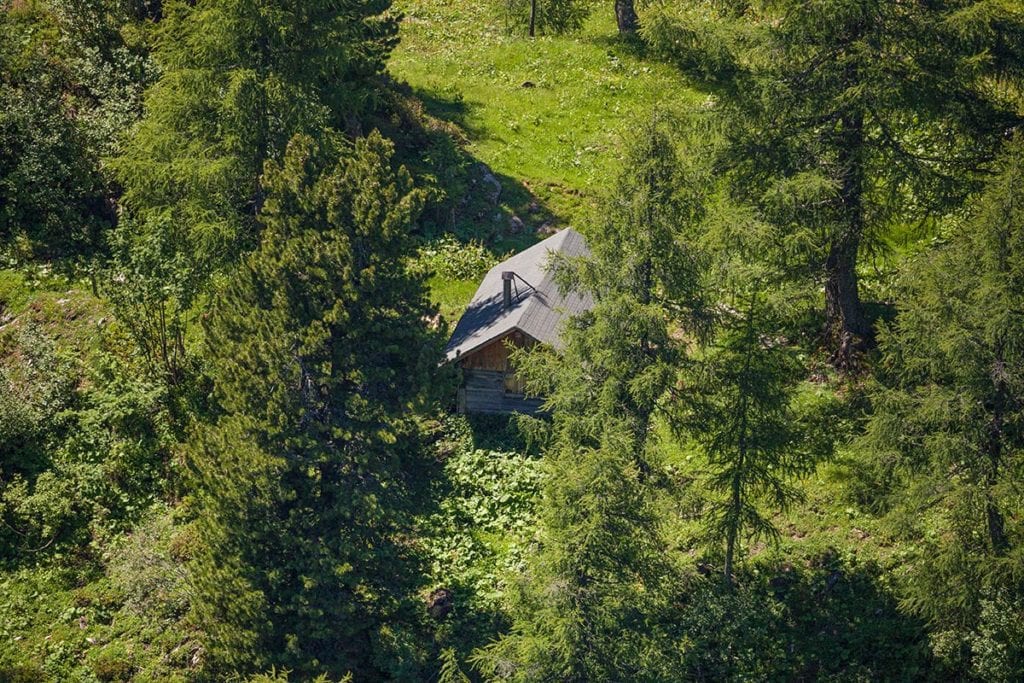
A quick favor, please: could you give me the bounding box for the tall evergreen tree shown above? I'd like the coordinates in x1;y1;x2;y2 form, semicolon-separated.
189;132;442;679
110;0;399;382
473;120;709;681
855;135;1024;672
679;283;817;585
645;0;1024;367
667;174;825;586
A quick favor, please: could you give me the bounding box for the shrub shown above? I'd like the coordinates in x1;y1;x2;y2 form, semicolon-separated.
414;235;501;280
500;0;592;35
970;594;1024;682
88;642;135;682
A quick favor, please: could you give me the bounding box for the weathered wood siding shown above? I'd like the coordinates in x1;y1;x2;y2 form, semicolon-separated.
459;336;510;371
456;331;543;414
460;369;545;415
458;330;535;372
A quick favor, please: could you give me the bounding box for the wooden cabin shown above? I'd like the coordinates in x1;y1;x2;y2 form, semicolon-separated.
444;228;592;414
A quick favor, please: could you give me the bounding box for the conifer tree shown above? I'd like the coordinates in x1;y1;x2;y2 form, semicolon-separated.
672;185;823;586
473;120;709;681
110;0;400;382
856;135;1024;669
189;132;442;679
655;174;823;585
645;0;1024;367
679;285;816;585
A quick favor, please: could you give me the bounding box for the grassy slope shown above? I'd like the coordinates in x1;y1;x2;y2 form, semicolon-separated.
392;1;699;222
392;1;702;320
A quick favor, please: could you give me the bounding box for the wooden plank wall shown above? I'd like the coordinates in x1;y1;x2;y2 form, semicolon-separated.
462;369;545;415
458;331;530;371
457;331;543;414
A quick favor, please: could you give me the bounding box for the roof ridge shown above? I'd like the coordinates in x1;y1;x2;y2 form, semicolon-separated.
444;228;592;362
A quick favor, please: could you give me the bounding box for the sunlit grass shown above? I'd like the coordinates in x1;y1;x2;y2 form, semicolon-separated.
391;0;703;223
429;275;479;324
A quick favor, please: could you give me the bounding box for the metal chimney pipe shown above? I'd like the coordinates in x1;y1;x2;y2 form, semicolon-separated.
502;271;514;308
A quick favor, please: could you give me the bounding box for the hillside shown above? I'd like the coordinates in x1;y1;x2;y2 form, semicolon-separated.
391;0;699;224
391;0;702;323
2;0;1023;681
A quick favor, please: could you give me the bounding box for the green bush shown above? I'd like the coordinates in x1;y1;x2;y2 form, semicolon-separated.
500;0;592;35
969;594;1024;682
88;641;135;682
415;235;501;281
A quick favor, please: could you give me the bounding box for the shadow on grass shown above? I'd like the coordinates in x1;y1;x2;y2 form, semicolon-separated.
676;549;942;680
385;82;566;250
586;29;650;61
412;85;485;140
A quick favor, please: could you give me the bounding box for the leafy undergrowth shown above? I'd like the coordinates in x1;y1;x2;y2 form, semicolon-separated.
0;271;194;681
0;509;199;683
420;416;543;664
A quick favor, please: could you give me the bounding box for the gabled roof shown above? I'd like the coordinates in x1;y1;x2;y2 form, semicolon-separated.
444;228;593;362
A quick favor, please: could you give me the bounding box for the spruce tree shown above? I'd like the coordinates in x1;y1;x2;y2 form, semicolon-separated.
473;120;709;681
110;0;399;382
855;135;1024;669
189;132;442;679
645;0;1024;367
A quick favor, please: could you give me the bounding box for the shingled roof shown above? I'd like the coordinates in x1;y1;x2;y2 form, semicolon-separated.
444;228;593;362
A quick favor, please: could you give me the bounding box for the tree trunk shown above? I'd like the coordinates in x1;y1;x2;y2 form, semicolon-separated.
724;297;755;588
724;521;737;588
827;111;872;369
615;0;638;34
529;0;536;37
985;352;1010;555
824;229;869;366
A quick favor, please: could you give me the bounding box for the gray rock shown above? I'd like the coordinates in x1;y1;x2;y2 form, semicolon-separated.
480;165;502;204
536;221;558;237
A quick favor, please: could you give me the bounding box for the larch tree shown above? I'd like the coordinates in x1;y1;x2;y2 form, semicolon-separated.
110;0;399;383
189;132;443;680
472;120;710;681
645;0;1024;368
675;200;827;585
855;135;1024;670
